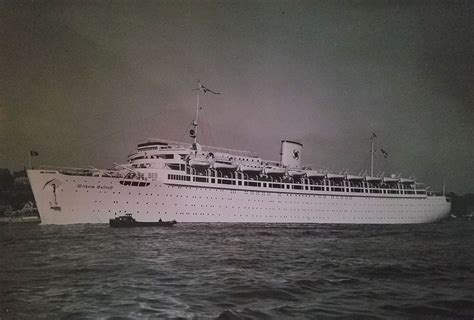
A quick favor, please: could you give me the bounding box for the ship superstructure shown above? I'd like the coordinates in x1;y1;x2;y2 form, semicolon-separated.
27;82;451;224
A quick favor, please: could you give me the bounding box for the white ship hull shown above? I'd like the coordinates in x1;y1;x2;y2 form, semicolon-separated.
28;169;451;225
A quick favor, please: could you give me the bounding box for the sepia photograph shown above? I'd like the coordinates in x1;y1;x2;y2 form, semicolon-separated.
1;1;473;318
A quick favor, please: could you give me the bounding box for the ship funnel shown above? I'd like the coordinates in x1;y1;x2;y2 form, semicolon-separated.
280;140;303;168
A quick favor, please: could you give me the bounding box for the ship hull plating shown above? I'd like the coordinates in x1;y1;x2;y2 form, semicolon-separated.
28;170;451;225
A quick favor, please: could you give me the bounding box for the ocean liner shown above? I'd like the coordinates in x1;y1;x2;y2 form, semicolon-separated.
28;82;451;225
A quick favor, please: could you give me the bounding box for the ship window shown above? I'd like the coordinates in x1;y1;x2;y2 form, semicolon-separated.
158;154;174;159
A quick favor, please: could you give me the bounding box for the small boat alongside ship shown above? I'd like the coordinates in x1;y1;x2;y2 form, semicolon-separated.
109;214;177;228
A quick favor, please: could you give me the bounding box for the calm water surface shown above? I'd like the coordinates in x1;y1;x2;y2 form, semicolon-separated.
1;221;473;319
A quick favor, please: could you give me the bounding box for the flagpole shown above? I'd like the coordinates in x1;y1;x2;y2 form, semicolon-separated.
190;80;220;151
370;134;375;176
194;81;200;148
191;81;201;151
370;139;373;176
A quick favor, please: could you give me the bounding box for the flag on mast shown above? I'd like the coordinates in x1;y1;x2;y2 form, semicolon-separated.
29;151;39;169
381;149;389;158
194;81;221;95
201;84;221;94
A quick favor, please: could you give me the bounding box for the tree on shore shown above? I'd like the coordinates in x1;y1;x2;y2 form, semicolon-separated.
447;192;474;218
0;169;14;191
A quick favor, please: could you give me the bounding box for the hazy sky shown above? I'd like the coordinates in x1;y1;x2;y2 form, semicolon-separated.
1;1;473;193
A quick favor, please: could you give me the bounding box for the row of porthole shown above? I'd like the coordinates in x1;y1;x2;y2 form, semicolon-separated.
226;214;416;220
101;201;428;215
77;184;424;202
95;209;421;220
98;196;430;210
79;187;431;205
97;196;420;209
87;189;430;208
228;215;412;220
110;210;168;214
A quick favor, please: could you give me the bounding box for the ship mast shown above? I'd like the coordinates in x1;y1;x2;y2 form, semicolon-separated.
190;81;202;151
370;133;376;176
190;80;221;151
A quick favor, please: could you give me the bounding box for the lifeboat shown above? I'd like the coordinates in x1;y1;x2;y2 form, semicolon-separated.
187;153;211;169
238;164;263;173
346;174;364;180
383;177;399;183
400;178;415;184
212;160;238;170
264;166;286;175
365;176;382;182
305;170;326;178
189;159;210;168
287;168;305;177
327;173;345;179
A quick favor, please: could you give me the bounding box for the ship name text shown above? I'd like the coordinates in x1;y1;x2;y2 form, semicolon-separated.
77;184;113;190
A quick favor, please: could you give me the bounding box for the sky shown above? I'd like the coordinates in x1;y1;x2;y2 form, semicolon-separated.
1;1;473;193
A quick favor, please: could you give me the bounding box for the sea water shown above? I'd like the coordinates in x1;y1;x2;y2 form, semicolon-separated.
1;220;473;319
